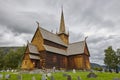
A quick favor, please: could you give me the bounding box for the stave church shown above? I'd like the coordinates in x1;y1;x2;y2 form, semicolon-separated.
21;9;91;70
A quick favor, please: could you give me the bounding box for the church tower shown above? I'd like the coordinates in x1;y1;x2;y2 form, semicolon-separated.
58;9;69;45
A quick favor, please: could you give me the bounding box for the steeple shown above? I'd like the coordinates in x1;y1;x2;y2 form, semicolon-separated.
58;7;69;45
59;7;66;34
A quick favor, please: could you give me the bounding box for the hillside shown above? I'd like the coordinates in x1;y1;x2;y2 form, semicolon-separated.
90;63;107;69
0;47;23;54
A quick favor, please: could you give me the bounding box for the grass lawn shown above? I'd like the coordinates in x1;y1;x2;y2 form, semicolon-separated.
0;71;120;80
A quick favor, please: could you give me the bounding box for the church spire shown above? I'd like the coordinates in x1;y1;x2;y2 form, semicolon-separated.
59;7;66;34
58;7;69;45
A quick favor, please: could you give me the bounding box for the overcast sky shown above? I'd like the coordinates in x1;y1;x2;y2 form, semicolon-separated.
0;0;120;65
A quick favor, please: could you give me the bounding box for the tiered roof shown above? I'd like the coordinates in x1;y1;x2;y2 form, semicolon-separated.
27;43;40;60
28;30;86;56
26;8;89;60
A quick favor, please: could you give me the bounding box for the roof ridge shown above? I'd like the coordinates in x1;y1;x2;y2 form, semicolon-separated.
69;41;85;45
39;27;58;36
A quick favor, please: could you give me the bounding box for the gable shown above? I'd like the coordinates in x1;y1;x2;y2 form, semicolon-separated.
84;42;90;56
31;27;45;51
21;46;34;69
23;46;30;60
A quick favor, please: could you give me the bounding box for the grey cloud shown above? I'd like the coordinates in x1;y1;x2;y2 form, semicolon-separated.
0;0;120;65
64;0;118;33
69;31;85;43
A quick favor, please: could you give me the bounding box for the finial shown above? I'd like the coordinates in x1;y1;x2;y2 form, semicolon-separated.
36;21;40;27
85;36;88;41
61;5;63;11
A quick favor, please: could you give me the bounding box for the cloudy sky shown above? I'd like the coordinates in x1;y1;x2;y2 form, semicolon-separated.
0;0;120;65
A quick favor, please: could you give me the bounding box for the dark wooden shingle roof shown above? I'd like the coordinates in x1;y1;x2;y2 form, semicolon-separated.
28;43;40;54
29;27;88;56
43;41;85;56
29;54;40;60
44;45;67;55
28;41;86;56
67;41;85;55
39;27;67;47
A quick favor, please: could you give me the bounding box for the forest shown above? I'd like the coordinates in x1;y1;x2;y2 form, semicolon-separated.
0;47;25;70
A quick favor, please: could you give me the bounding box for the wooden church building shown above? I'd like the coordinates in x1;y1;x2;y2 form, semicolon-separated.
21;10;91;70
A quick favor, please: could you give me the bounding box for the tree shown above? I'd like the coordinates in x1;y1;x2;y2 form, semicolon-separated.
17;47;26;68
3;47;25;69
104;46;116;72
112;50;119;73
115;48;120;73
116;49;120;64
104;46;120;73
0;48;5;70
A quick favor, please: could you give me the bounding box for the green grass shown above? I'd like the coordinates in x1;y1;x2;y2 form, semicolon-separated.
53;71;120;80
0;71;120;80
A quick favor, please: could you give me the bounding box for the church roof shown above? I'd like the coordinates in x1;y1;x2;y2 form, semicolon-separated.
28;43;40;54
67;41;85;55
43;41;85;56
39;27;67;47
29;54;40;60
43;45;67;55
28;41;86;56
